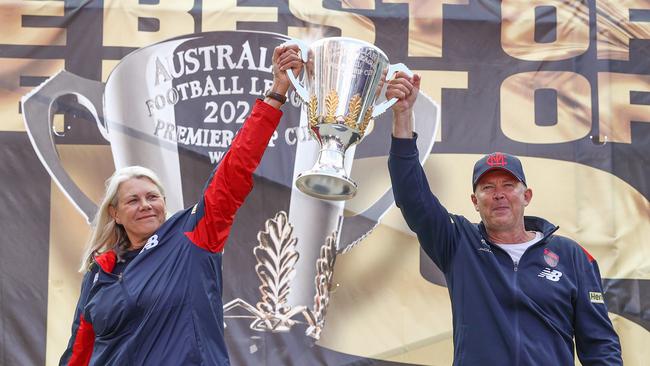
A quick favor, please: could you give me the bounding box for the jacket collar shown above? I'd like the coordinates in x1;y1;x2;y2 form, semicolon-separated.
94;250;117;273
523;216;559;239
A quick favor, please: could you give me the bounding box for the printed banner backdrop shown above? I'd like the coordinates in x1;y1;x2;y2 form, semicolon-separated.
1;1;649;365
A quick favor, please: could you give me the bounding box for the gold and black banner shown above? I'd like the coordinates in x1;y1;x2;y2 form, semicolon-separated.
1;1;648;365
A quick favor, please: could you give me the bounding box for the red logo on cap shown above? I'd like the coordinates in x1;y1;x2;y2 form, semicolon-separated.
487;153;507;167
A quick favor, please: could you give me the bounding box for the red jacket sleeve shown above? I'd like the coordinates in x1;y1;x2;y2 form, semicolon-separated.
59;270;97;366
185;99;282;252
60;252;116;365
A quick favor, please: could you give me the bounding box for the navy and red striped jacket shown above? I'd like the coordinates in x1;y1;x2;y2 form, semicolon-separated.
59;100;282;365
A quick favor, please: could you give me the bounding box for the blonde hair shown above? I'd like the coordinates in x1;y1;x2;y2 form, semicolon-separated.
80;166;166;272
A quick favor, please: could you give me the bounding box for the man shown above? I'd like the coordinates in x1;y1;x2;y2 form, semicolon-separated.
386;72;622;365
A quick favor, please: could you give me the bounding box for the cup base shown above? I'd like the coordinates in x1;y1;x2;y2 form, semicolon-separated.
295;171;357;201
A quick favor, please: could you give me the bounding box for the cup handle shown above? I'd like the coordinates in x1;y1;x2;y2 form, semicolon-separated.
21;70;107;223
338;94;440;254
371;63;414;118
282;39;310;102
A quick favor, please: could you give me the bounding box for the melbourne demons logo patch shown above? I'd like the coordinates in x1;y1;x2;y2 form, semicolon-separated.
486;152;508;167
543;248;559;268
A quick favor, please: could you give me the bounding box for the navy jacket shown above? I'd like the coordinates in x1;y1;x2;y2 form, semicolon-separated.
388;135;622;365
60;100;282;365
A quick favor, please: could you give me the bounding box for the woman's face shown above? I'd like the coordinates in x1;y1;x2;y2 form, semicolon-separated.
110;177;166;248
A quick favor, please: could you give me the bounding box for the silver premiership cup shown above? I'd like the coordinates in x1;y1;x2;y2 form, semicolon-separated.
287;37;411;201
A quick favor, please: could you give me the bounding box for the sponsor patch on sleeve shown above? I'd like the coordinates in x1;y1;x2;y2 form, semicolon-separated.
589;291;604;304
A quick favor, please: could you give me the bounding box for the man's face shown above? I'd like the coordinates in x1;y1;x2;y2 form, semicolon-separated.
471;169;532;233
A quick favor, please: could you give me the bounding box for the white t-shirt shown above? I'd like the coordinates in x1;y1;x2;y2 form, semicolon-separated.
495;231;543;264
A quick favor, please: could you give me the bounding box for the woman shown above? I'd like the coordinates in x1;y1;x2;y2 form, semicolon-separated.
60;44;302;366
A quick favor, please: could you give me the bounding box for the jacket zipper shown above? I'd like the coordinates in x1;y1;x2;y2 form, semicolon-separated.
478;224;560;366
483;239;546;366
513;259;520;366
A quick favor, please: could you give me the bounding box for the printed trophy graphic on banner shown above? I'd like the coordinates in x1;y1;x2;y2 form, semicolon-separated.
21;31;439;344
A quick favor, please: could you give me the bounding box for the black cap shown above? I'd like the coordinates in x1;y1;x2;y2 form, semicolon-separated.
472;152;526;191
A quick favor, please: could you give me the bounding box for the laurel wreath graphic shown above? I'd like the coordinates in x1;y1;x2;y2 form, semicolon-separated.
344;94;362;129
223;211;339;339
253;211;299;318
324;90;338;123
359;105;374;137
308;94;319;127
223;212;305;332
306;230;337;339
305;91;374;140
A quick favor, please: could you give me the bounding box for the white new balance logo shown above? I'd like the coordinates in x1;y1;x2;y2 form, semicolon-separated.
142;234;159;251
538;268;563;282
